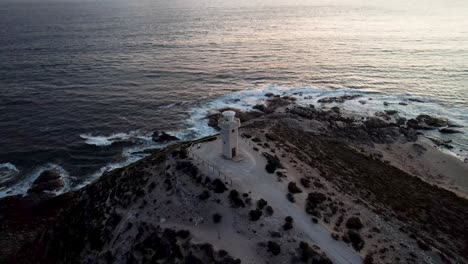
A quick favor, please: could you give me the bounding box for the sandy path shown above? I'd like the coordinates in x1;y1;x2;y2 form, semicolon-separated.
192;137;362;264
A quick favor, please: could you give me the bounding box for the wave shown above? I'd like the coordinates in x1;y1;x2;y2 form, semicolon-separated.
186;85;467;161
80;131;152;146
0;162;20;184
0;163;74;198
2;85;467;199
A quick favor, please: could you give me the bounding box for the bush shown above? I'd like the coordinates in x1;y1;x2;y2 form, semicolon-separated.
213;213;222;223
288;182;302;194
229;190;245;208
265;206;274;216
348;230;364;251
212;179;227;193
346;217;363;230
257;199;268;209
267;241;281;256
249;209;262;221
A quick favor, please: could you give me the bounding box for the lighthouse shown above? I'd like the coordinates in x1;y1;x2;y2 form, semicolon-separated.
219;110;241;160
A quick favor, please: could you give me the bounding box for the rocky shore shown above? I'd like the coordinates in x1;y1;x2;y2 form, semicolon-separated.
1;94;467;264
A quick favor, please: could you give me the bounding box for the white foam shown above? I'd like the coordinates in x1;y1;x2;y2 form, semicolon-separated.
3;85;467;198
80;131;151;146
0;162;20;184
0;163;74;198
185;85;468;162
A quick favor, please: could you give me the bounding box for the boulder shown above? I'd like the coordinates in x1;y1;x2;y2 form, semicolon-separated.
365;117;391;129
152;131;179;143
318;95;362;104
28;169;64;193
439;128;463;134
253;104;267;112
415;115;448;128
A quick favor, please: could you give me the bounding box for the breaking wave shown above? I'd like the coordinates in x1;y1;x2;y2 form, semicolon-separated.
0;162;19;185
0;163;73;198
2;85;467;199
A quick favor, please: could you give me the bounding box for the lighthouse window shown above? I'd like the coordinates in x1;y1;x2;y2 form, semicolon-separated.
232;129;235;133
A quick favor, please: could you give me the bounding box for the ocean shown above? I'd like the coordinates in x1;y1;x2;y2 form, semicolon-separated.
1;0;467;197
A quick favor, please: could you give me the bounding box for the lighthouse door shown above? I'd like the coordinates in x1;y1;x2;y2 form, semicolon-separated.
232;147;236;157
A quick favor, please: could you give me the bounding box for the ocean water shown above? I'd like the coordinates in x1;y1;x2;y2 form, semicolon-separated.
1;0;467;197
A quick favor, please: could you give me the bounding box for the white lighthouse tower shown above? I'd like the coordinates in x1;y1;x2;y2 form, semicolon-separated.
219;110;241;160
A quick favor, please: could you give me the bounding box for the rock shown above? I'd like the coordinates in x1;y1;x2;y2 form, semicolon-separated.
428;137;454;149
359;100;367;105
399;102;408;106
331;106;341;113
265;93;274;97
249;209;262;221
385;110;398;115
365;117;391;129
267;241;281;256
439;128;463;134
409;98;425;102
152;131;179;143
211;179;227;193
415;114;448;128
318;95;362;104
345;217;363;230
286;193;295;203
265;96;296;112
406;119;432;130
288;182;303;194
28;169;64;193
253;104;267;112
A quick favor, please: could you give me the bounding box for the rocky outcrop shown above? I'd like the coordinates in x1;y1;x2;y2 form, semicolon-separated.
28;169;64;193
152;131;179;143
318;95;362;104
407;115;449;130
439;128;463;134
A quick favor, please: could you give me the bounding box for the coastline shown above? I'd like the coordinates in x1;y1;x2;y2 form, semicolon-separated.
1;94;467;263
